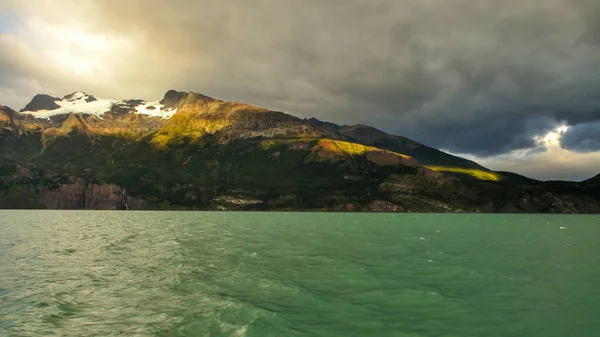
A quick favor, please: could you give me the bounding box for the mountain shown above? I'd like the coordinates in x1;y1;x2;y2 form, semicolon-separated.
492;171;539;185
0;90;599;212
584;174;600;185
306;121;504;182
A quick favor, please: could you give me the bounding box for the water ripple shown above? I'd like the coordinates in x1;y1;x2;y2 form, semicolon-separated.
1;211;600;336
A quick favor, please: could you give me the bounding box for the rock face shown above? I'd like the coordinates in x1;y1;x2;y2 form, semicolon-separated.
42;179;144;210
369;200;404;212
109;99;145;115
214;195;263;206
160;90;191;110
0;166;145;210
21;94;61;112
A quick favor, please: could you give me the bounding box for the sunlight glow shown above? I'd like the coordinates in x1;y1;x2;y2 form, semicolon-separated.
536;125;570;146
49;27;110;75
20;21;133;77
440;124;600;181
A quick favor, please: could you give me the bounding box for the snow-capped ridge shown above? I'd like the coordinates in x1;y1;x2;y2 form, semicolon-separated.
135;101;178;118
63;91;89;101
19;91;178;120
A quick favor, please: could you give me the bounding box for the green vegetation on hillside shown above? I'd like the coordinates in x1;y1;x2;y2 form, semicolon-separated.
0;129;421;210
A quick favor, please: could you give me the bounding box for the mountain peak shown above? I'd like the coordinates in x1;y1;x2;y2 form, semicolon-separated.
159;90;218;110
21;94;61;112
62;91;97;103
338;124;393;142
305;117;341;133
159;90;188;110
1;105;17;116
21;91;100;113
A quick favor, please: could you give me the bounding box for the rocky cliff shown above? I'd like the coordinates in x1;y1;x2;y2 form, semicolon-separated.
41;178;144;210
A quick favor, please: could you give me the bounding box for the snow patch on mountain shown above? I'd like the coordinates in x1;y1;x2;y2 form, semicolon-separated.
135;101;178;118
20;92;177;119
63;91;90;102
21;94;116;119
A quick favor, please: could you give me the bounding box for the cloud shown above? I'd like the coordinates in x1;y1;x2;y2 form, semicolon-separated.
447;126;600;181
0;33;47;108
449;147;600;182
1;0;600;162
560;121;600;152
472;144;600;182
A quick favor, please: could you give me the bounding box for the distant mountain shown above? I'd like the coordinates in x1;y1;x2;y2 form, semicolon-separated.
493;171;539;185
304;117;341;134
303;119;508;182
584;174;600;184
0;90;598;212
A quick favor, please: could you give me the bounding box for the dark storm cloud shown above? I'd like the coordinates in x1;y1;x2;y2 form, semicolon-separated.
560;122;600;152
574;0;600;45
2;0;600;156
434;116;559;157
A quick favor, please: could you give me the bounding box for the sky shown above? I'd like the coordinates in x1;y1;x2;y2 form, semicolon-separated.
1;0;600;181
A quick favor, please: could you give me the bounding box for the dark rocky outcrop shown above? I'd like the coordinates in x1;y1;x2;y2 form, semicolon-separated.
21;94;60;112
109;100;144;115
160;90;191;110
63;92;87;101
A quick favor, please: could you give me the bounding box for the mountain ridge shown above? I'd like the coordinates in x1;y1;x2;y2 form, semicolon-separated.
12;90;492;174
1;89;598;212
7;89;599;182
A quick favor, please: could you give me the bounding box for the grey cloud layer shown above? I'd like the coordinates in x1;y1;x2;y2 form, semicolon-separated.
561;121;600;152
2;0;600;157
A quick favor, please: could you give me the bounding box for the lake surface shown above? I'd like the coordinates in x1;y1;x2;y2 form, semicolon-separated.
1;211;599;336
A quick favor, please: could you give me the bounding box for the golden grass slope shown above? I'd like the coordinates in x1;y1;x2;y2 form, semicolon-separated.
313;139;420;166
425;166;503;181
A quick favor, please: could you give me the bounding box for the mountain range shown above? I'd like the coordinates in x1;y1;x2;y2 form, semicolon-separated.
1;90;599;212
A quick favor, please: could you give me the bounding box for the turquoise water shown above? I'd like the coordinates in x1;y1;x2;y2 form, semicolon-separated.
1;211;599;336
